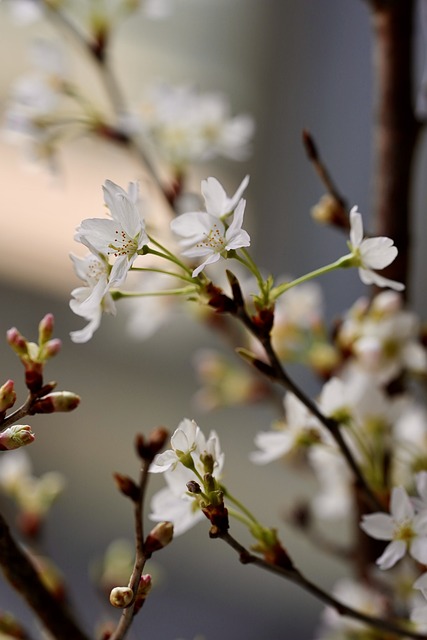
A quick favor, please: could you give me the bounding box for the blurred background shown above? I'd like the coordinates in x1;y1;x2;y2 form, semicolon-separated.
0;1;426;639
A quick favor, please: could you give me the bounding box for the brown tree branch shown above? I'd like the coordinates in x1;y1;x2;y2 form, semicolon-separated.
369;0;420;293
217;530;427;640
0;512;90;640
109;459;151;640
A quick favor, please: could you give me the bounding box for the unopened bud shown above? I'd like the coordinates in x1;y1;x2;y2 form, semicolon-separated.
109;586;133;608
0;425;35;450
40;338;62;361
113;473;140;501
201;452;214;474
186;480;201;494
135;427;169;462
29;553;68;602
137;573;152;598
38;313;55;344
30;391;80;414
133;574;152;615
0;610;28;638
0;380;16;413
6;328;28;357
144;521;173;554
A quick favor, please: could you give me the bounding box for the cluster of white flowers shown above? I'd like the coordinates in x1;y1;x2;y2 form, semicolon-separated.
70;175;251;341
337;290;427;384
2;39;69;169
139;82;255;169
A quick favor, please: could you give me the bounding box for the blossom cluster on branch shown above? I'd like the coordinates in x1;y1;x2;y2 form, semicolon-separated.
1;1;427;640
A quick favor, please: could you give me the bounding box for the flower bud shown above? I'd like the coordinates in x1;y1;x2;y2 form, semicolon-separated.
144;522;173;554
201;452;214;474
30;391;80;414
29;553;68;602
137;574;152;598
133;574;152;615
186;480;201;494
109;586;133;608
0;425;35;450
38;313;55;345
113;473;140;501
40;338;62;361
135;427;169;462
0;610;28;638
6;328;28;357
0;380;16;413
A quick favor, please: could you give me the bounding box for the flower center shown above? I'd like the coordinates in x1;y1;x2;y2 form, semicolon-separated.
394;519;415;543
87;258;107;282
196;224;225;253
108;229;138;258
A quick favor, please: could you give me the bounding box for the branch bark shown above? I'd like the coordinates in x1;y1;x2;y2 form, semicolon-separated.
0;513;90;640
370;0;420;293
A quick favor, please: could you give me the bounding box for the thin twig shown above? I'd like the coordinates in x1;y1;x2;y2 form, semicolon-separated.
41;2;172;207
1;394;34;430
232;300;383;512
218;530;427;640
109;459;151;640
302;130;348;211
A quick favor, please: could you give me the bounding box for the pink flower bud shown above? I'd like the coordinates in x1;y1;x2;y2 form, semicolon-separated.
0;425;35;450
6;328;28;357
0;380;16;413
40;338;62;361
31;391;80;414
38;313;55;344
133;574;152;615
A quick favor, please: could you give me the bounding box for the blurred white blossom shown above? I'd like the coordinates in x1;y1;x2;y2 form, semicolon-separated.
139;82;254;169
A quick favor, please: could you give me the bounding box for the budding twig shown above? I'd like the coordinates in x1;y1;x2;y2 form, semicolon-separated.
222;285;383;512
217;529;427;640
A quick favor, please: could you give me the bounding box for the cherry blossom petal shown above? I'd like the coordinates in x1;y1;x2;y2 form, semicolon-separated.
360;513;394;540
376;540;406;569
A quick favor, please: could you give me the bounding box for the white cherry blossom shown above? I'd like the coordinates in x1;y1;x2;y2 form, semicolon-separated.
139;83;254;167
75;180;148;287
69;253;115;343
250;393;320;464
149;418;205;473
149;420;225;534
171;198;250;277
348;206;404;291
360;486;427;569
201;175;249;218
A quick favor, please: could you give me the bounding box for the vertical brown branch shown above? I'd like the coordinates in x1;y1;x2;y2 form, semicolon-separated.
370;0;419;293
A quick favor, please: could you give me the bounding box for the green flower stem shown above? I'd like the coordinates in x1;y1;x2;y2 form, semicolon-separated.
226;506;258;530
234;249;269;300
130;266;196;284
222;486;261;526
145;238;194;275
271;254;354;301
